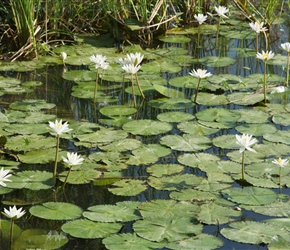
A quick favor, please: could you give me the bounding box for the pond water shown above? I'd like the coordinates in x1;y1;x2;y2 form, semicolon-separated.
1;12;290;250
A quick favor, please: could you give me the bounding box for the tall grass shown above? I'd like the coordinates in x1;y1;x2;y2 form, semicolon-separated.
10;0;40;58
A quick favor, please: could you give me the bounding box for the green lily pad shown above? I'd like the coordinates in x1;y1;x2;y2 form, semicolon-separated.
10;99;56;111
83;201;141;222
108;179;147;196
18;148;66;164
30;202;82;220
222;187;277;205
152;84;184;98
227;92;264;105
133;216;203;242
170;189;217;202
195;92;228;105
13;229;68;250
198;202;241;225
3;123;49;135
103;233;166;250
263;130;290;144
6;171;54;190
147;164;184;177
166;234;223;250
199;56;235;67
220;221;290;245
98;138;142;152
158;35;191;43
100;105;136;117
142;60;181;74
245;200;290;217
160;134;211;152
61;219;122;239
178;121;220;135
157;111;194;123
149;98;194;109
236;109;270;123
58;169;101;184
196;108;241;123
62;70;96;81
177;153;220;169
122;119;172;136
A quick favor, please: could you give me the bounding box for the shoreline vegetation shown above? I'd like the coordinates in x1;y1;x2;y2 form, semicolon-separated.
0;0;286;61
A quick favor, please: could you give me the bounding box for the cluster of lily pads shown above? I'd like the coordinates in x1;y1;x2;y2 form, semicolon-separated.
1;3;290;250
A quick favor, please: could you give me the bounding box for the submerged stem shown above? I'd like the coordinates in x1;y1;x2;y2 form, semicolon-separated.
9;219;14;250
62;166;72;190
131;74;136;107
279;166;282;194
135;73;145;99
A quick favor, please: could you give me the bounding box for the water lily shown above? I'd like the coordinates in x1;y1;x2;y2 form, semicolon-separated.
3;206;26;220
236;133;258;180
256;50;275;103
236;134;257;153
256;50;275;61
90;54;109;69
122;63;141;74
194;13;207;25
118;52;144;66
62;152;84;189
62;152;84;166
215;6;229;18
273;157;289;193
49;119;72;135
0;167;12;187
249;21;267;34
271;86;287;94
59;52;67;61
189;69;212;102
48;119;72;179
2;205;26;248
281;42;290;86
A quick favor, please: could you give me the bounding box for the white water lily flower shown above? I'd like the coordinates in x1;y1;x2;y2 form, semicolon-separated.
90;54;109;69
122;63;141;74
189;69;212;79
272;158;289;168
3;206;26;220
119;52;144;66
0;167;12;187
235;134;258;153
249;21;268;34
215;6;229;18
48;119;72;135
271;86;287;94
281;42;290;53
194;14;207;25
256;50;275;61
62;152;84;166
59;52;67;61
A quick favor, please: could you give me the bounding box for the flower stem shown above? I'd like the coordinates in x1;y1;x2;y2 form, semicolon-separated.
94;69;99;103
216;17;221;43
62;166;72;190
53;134;60;179
9;219;14;250
286;53;290;87
193;78;202;103
131;74;136;107
241;151;245;180
263;60;267;103
279;166;282;194
135;73;145;99
255;33;258;54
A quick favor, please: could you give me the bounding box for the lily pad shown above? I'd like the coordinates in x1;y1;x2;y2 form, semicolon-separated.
149;98;194;109
122;119;172;135
100;105;136;117
199;56;235;67
30;202;83;220
108;179;147;196
157;111;194;123
61;219;122;239
10;99;56;111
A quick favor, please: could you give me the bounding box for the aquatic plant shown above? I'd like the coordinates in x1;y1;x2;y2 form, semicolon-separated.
249;21;268;53
0;167;12;187
281;42;290;87
272;157;289;193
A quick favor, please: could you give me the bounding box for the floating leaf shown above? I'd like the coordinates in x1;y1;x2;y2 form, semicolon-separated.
62;219;122;239
152;84;184;98
157;111;194;123
3;123;49;135
196;108;240;123
263;131;290;144
18;148;66;164
108;179;147;196
10;99;55;111
245;200;290;217
147;164;184;177
178;121;219;135
30;202;83;220
170;189;217;202
197;202;241;225
83;201;141;222
100;105;136;117
220;221;290;245
149;98;194;109
103;233;166;250
62;70;96;81
199;56;235;67
222;187;277;205
158;35;191;43
160;134;211;152
7;171;54;190
122;119;172;135
166;234;223;250
133;216;203;242
98;138;142;152
58;169;101;184
195;92;228;105
235;123;277;136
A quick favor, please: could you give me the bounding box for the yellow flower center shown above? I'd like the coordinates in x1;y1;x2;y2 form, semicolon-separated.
278;159;282;164
56;123;61;127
